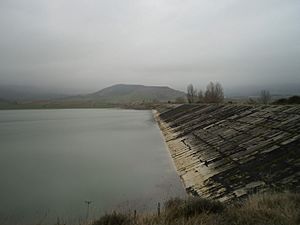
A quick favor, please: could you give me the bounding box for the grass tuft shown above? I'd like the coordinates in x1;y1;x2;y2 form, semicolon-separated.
92;212;131;225
164;197;224;221
90;192;300;225
220;192;300;225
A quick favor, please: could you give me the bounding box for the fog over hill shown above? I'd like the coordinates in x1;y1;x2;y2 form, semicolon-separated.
0;84;186;109
0;1;299;93
0;85;69;101
72;84;186;103
224;83;300;98
0;82;299;103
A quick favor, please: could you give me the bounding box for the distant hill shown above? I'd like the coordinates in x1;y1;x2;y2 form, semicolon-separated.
0;85;69;101
0;99;18;109
74;84;186;103
226;83;300;98
0;84;186;109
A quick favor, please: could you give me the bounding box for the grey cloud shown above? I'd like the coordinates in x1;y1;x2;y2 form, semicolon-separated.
0;0;299;93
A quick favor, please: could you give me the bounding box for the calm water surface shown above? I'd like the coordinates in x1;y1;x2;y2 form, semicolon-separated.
0;109;185;224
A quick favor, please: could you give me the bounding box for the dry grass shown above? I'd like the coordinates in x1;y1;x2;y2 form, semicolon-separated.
92;212;131;225
91;192;300;225
221;192;300;225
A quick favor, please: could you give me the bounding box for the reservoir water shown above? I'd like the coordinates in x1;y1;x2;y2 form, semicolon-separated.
0;109;185;224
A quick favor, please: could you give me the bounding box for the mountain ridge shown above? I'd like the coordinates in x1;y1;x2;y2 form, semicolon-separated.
73;84;186;103
0;84;186;109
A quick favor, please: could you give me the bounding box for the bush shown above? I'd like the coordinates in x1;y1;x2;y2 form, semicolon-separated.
274;95;300;104
92;212;131;225
182;197;224;216
165;197;224;221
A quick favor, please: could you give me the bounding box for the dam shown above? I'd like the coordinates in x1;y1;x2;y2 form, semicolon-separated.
155;104;300;202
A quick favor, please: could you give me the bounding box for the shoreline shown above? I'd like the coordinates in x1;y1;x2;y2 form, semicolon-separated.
152;109;205;197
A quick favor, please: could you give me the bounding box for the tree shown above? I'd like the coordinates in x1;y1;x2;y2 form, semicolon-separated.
215;82;224;103
204;82;215;103
260;90;271;104
187;84;197;103
204;82;224;103
197;89;204;103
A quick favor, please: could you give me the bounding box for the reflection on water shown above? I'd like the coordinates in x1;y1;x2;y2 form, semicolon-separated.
0;109;185;224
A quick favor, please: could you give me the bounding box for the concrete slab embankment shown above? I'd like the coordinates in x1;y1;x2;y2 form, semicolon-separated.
154;104;300;202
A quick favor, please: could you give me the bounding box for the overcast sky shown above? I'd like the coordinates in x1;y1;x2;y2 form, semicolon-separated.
0;0;299;93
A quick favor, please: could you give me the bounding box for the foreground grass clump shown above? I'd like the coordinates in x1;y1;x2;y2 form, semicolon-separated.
91;192;300;225
221;192;300;225
164;197;224;222
92;212;131;225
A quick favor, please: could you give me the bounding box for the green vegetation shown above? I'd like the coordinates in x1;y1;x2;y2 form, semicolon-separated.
93;213;131;225
0;99;117;110
245;95;300;105
274;95;300;105
0;99;19;109
91;192;300;225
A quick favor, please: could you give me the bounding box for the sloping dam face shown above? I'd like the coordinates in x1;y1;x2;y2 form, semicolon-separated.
156;104;300;202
